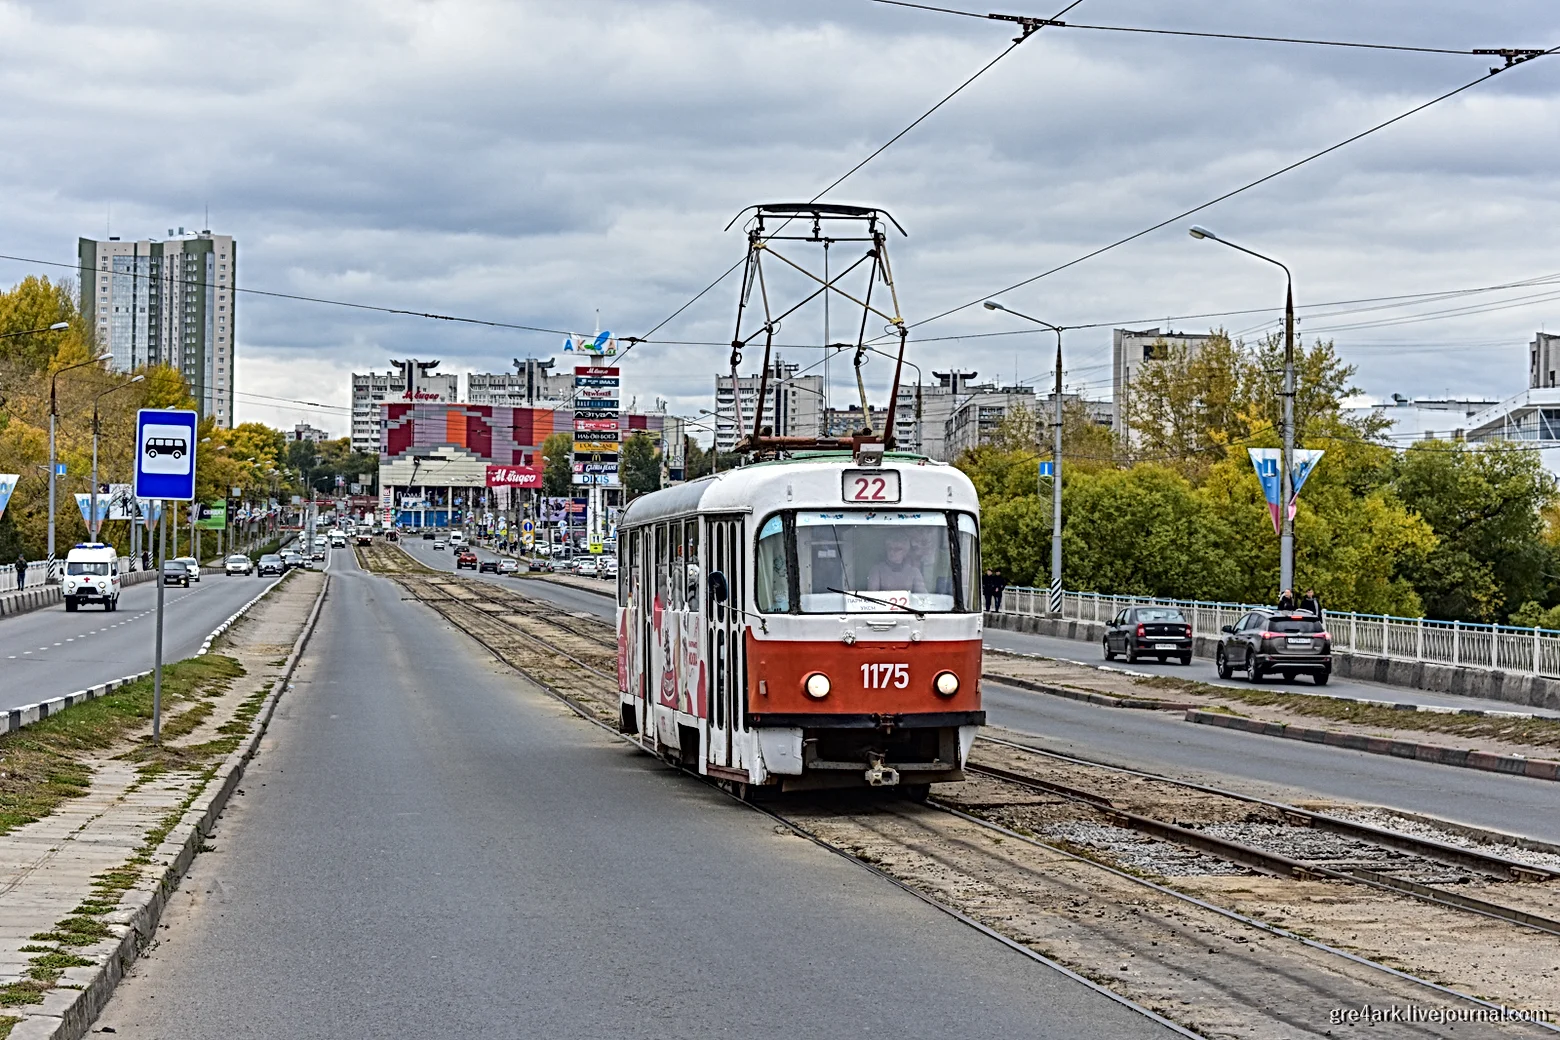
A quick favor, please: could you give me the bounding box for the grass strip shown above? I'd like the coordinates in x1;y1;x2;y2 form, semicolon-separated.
1138;675;1560;749
0;655;244;837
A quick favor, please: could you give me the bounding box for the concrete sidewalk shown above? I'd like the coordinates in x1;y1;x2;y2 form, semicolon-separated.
0;568;325;1040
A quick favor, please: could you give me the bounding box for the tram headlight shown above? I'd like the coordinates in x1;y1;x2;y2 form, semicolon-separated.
804;672;832;699
934;670;960;697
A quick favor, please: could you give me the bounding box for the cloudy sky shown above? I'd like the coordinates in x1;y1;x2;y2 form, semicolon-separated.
1;0;1557;437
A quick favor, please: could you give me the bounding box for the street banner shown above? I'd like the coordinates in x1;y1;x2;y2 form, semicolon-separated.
73;494;111;528
485;464;542;488
138;498;163;527
1247;448;1283;534
1249;448;1327;533
1290;449;1325;509
0;474;16;523
105;484;135;520
573;366;620;376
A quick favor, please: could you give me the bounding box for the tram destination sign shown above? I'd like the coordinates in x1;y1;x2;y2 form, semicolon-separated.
842;469;901;503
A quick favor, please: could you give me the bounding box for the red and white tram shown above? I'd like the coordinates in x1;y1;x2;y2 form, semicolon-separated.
616;450;983;795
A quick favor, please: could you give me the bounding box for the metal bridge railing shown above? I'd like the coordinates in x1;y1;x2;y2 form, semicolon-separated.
998;587;1560;679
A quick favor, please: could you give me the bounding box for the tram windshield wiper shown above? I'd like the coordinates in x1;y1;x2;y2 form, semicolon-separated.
826;587;924;619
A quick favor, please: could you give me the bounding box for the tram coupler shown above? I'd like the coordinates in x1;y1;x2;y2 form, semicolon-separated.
864;753;900;788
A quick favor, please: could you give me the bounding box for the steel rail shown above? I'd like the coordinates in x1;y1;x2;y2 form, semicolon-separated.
977;735;1560;880
966;761;1560;937
920;799;1560;1035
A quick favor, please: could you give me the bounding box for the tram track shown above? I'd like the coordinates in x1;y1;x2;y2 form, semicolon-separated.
361;544;1560;1036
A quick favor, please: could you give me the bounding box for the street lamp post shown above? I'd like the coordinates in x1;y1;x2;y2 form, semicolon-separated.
90;375;145;541
984;301;1066;615
48;349;112;582
1189;226;1296;593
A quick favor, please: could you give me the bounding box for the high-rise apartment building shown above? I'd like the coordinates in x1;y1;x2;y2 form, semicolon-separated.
351;359;459;454
468;359;572;407
1112;327;1215;441
78;230;236;426
712;357;824;452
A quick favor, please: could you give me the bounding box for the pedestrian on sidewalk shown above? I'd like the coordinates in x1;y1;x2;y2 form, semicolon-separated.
982;568;1005;612
14;553;26;590
1300;588;1322;617
1277;588;1296;610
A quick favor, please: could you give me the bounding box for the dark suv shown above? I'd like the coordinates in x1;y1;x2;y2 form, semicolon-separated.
1103;607;1192;665
1216;608;1331;684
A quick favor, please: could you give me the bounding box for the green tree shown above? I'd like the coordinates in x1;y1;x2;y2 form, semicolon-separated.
1389;441;1555;622
541;432;574;497
620;432;661;498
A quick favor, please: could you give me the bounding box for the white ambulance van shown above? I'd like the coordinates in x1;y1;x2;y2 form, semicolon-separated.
63;543;121;612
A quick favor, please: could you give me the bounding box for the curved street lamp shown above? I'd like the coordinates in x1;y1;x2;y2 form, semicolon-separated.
47;350;111;582
1190;225;1297;593
984;301;1067;615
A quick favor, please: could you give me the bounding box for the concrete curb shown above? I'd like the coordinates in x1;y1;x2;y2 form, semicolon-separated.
0;571;157;620
10;571;332;1040
985;673;1198;711
1184;709;1560;782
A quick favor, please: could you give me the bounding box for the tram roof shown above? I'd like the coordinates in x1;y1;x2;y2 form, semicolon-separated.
619;451;977;528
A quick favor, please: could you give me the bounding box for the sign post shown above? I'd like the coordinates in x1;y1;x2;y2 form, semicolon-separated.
135;409;197;745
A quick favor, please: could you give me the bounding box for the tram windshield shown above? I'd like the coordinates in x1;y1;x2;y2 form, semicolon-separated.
755;510;979;614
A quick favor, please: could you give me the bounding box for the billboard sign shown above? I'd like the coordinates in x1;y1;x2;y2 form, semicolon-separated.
105;484;136;521
0;474;16;523
485;464;542;488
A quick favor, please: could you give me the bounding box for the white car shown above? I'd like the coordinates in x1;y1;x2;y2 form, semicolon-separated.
432;539;446;550
174;556;201;582
224;554;253;576
64;543;121;612
576;557;598;577
497;558;519;575
600;557;619;580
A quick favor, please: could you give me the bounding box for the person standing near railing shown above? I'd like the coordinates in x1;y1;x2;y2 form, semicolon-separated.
14;553;26;590
1301;588;1321;618
1277;588;1296;610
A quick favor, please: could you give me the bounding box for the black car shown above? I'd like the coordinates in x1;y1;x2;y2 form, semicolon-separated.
160;560;190;587
1216;608;1331;684
478;559;499;574
421;531;435;540
1103;606;1193;665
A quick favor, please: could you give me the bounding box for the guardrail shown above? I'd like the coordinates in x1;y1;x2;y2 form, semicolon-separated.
999;587;1560;679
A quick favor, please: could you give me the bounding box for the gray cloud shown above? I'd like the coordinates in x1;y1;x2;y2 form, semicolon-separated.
0;0;1557;432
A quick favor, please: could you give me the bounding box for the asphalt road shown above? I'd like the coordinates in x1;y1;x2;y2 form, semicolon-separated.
97;544;1178;1040
398;546;1560;841
0;564;302;712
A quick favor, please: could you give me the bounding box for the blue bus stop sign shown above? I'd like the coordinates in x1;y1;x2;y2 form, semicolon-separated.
134;409;198;501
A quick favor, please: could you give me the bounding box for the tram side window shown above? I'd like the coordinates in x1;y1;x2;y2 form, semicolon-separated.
754;514;789;612
957;514;980;612
655;523;669;609
620;530;635;607
670;520;685;610
685;521;701;609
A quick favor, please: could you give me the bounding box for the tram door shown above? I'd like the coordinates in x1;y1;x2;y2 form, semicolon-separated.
706;515;744;767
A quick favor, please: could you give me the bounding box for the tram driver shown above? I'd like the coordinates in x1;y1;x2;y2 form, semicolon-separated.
867;533;928;593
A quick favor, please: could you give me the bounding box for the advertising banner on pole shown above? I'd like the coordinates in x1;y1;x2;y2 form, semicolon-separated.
197;500;227;530
1247;448;1283;534
0;474;16;523
73;494;111;528
105;484;135;521
138;499;163;528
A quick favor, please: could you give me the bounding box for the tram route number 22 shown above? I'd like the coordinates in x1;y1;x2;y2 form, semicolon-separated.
842;469;901;503
861;662;910;689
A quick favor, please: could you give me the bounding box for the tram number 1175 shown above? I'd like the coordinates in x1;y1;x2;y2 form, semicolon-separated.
861;663;910;689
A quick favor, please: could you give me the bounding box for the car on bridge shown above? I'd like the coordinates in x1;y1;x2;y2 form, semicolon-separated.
1102;606;1192;665
257;554;285;576
161;560;191;587
173;556;201;582
64;544;120;612
1216;608;1331;684
456;550;478;570
224;554;254;576
498;558;520;575
478;559;499;573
